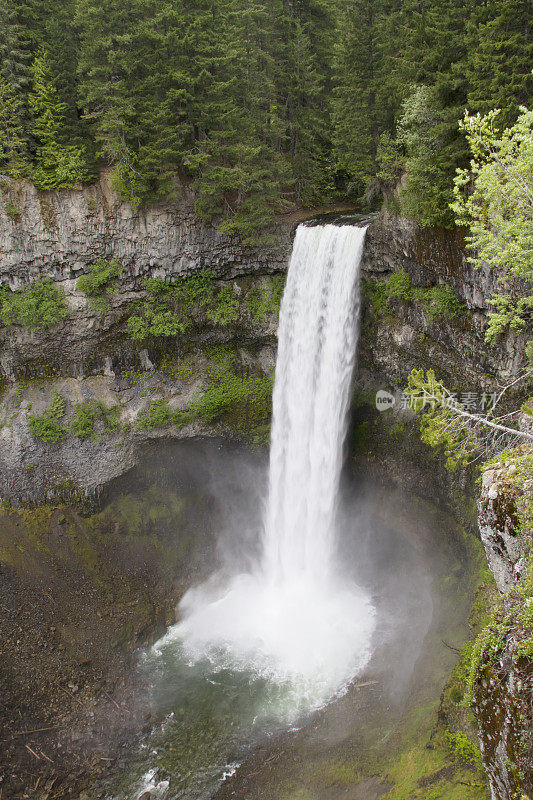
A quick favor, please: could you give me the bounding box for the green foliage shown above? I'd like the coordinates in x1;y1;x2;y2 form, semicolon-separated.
394;86;457;228
415;284;466;322
364;271;465;322
0;77;31;178
444;730;483;769
0;278;68;330
246;275;285;322
126;271;245;341
29;48;93;190
186;346;274;442
206;285;239;326
4;199;20;219
1;0;531;235
135;398;179;431
69;399;120;438
451;108;533;356
386;270;413;301
405;369;478;470
28;389;66;442
76;258;123;314
76;259;122;297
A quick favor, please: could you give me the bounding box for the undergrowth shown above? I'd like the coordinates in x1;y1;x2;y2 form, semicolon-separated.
1;279;68;330
76;258;122;314
363;270;466;321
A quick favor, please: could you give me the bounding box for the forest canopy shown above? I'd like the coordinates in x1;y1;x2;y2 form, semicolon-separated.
0;0;531;239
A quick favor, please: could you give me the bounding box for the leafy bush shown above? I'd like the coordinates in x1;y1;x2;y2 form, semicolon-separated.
187;347;274;442
135;398;180;430
5;200;21;219
363;270;465;321
126;270;244;341
1;279;68;330
207;285;239;326
28;390;67;442
386;270;413;300
69;400;102;438
77;259;122;296
127;309;186;341
77;259;122;315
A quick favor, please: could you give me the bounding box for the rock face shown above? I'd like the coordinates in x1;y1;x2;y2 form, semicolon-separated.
1;179;531;798
0;179;527;503
478;464;528;593
474;449;533;800
1;173;293;287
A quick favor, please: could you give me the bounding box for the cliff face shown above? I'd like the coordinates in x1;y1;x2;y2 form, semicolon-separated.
1;174;292;286
0;179;531;798
0;178;527;503
473;448;533;800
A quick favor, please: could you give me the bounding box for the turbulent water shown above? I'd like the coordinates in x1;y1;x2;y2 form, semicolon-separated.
155;223;375;712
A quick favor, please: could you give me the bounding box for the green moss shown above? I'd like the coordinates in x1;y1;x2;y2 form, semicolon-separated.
0;279;68;330
444;730;483;769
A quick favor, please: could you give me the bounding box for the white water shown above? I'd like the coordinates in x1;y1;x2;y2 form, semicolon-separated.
155;223;375;713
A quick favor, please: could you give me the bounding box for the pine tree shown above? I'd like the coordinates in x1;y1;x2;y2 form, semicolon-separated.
0;78;31;178
29;48;92;189
332;0;390;201
0;0;33;176
465;0;533;126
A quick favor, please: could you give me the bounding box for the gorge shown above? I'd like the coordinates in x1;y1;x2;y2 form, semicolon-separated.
0;179;531;800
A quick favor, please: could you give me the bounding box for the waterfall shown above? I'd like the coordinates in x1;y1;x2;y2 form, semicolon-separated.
156;223;375;712
263;223;367;586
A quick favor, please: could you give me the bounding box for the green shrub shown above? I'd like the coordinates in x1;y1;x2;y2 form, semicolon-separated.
77;259;122;315
386;270;413;300
246;275;285;322
70;400;121;438
126;309;186;341
5;200;21;219
362;279;388;313
135;398;180;430
187;348;274;440
207;285;239;326
1;279;68;330
77;258;122;296
69;401;99;438
29;415;66;442
125;271;247;341
424;284;466;321
28;390;67;442
363;271;465;322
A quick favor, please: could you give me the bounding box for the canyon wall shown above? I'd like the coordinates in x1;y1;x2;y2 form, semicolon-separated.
1;176;531;798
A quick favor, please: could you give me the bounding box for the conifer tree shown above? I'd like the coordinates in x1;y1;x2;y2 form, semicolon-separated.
29;48;92;189
332;0;390;201
465;0;533;126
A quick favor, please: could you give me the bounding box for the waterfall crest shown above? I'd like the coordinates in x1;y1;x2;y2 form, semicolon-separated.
156;223;375;711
